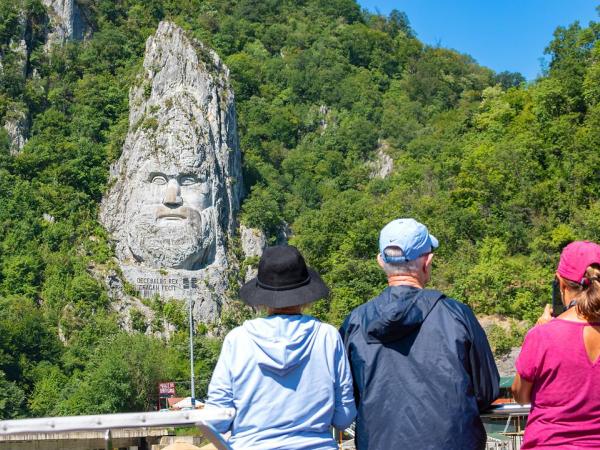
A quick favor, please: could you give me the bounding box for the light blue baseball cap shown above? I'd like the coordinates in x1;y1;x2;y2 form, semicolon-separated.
379;218;439;263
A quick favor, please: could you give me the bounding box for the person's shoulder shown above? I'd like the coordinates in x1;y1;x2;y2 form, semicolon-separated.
339;294;383;340
525;319;563;339
434;295;487;336
314;320;343;340
346;301;369;321
223;322;248;342
519;321;557;356
346;292;384;321
302;316;338;334
338;300;367;334
437;294;474;319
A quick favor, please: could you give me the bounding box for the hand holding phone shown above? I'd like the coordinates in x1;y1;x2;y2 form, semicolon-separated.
537;304;553;325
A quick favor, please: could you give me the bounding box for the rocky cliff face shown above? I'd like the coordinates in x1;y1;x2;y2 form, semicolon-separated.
1;11;29;154
2;1;91;154
369;141;393;179
4;105;29;155
240;225;267;282
100;21;243;323
42;0;90;48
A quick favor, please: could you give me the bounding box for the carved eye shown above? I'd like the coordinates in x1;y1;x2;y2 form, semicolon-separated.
151;175;168;185
180;175;198;186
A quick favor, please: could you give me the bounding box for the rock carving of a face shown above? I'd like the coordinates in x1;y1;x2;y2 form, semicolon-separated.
123;110;218;270
101;21;241;275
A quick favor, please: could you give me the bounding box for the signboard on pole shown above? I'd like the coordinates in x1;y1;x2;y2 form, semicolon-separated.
159;382;176;396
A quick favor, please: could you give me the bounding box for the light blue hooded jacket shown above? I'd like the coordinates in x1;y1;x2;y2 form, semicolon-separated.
206;315;356;449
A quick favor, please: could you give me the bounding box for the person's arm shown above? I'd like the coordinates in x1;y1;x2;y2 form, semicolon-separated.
511;374;533;404
332;332;357;430
464;307;500;410
513;327;541;405
205;336;235;433
339;315;360;407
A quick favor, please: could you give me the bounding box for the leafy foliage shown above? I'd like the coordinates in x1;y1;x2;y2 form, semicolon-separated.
0;0;599;417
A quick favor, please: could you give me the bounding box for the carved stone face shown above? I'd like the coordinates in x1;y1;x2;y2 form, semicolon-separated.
125;163;216;269
122;108;219;270
101;21;241;280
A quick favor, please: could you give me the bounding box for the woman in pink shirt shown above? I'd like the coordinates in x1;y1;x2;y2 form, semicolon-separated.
512;241;600;449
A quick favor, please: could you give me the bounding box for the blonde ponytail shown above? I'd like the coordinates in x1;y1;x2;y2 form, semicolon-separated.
576;264;600;322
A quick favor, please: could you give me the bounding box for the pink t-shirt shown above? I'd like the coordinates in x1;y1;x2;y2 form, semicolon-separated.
516;319;600;449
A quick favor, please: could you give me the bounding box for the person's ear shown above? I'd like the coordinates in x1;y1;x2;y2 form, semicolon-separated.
377;253;385;268
424;252;434;270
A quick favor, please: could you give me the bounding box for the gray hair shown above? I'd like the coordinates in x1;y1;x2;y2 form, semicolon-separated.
381;246;422;276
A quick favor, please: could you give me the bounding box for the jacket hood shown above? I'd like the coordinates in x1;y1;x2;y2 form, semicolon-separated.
363;286;443;344
243;315;319;375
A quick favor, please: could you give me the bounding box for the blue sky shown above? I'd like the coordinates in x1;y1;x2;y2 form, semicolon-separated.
357;0;598;80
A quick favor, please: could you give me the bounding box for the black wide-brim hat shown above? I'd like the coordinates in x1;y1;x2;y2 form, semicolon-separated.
240;245;329;308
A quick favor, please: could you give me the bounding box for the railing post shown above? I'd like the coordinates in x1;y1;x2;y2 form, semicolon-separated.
105;429;113;450
195;423;234;450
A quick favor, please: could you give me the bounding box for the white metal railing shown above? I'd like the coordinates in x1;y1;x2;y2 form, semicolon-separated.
336;405;531;447
482;404;530;417
0;408;235;450
482;404;529;450
0;404;530;450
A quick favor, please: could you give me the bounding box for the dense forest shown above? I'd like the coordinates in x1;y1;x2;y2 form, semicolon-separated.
0;0;599;418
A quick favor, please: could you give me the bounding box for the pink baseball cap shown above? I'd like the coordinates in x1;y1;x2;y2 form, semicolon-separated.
557;241;600;284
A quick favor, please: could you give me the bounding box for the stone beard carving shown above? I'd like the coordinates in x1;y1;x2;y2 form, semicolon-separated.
100;21;242;321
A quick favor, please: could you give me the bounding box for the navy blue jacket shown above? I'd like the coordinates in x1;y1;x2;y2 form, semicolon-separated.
340;286;499;450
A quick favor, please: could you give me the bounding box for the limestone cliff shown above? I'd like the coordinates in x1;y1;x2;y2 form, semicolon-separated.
2;0;91;154
369;141;394;179
1;11;29;154
42;0;91;48
4;104;29;155
100;21;243;323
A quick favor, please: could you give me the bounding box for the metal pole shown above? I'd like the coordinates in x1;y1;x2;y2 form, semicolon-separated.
104;429;113;450
189;297;196;408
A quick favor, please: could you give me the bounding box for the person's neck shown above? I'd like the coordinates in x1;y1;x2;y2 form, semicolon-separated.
387;274;423;289
558;307;589;323
562;288;579;305
267;306;303;315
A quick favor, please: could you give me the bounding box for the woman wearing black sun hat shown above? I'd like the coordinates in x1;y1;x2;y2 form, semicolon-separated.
206;245;356;450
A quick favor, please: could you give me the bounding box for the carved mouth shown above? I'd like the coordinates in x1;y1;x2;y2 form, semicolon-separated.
157;212;188;220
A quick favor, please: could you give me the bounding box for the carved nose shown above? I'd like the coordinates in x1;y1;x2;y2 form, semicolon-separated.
163;179;183;207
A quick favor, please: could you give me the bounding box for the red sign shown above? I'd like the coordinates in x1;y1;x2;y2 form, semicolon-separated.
159;382;176;396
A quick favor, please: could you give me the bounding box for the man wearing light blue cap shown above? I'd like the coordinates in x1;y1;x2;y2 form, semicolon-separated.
340;218;499;450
